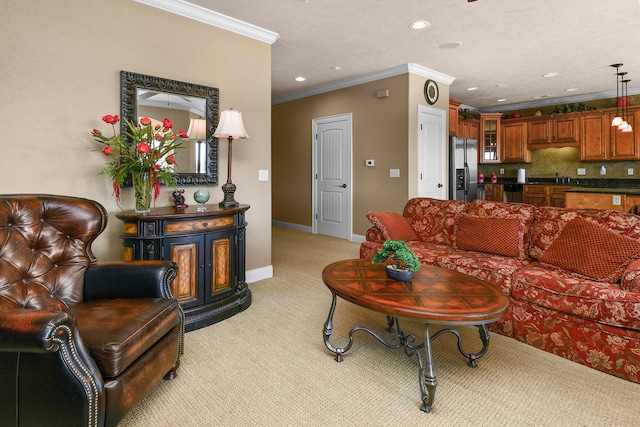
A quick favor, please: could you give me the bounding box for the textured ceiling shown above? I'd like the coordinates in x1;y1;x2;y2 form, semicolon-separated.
192;0;640;111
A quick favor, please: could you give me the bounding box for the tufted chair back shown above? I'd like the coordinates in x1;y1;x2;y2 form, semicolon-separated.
0;195;107;311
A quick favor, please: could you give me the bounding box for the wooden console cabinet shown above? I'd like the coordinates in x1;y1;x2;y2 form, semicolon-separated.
116;204;251;331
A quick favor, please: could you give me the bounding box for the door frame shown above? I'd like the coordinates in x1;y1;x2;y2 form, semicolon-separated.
311;113;353;240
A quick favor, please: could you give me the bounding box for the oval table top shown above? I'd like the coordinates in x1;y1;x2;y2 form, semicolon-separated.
322;259;509;325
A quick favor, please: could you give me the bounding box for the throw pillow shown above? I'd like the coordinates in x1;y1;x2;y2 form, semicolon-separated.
539;217;640;283
366;211;418;241
454;213;526;259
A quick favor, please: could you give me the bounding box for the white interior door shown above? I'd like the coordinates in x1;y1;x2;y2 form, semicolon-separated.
417;105;446;199
313;114;352;240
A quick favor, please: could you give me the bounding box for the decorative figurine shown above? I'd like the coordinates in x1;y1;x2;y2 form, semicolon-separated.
172;189;188;209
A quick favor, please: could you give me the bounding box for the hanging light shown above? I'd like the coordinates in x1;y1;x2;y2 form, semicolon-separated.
621;78;633;132
611;63;623;127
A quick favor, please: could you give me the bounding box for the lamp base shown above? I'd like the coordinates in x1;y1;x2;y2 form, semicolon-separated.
219;181;239;208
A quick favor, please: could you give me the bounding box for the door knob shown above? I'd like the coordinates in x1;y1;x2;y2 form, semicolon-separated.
437;183;443;188
340;184;347;188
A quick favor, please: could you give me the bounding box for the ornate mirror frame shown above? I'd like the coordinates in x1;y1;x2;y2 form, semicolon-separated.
120;70;219;186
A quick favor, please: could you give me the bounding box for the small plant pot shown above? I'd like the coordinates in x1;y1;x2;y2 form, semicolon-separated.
386;265;414;281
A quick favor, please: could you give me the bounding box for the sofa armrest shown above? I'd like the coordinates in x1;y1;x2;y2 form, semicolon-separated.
84;261;178;301
621;258;640;293
365;226;385;243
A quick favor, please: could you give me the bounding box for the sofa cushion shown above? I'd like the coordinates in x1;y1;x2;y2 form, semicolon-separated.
453;213;526;259
539;218;640;283
69;298;180;378
366;211;418;241
528;207;640;260
436;251;530;296
403;198;468;246
512;264;640;330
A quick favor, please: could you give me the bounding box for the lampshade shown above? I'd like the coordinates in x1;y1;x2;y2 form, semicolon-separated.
214;109;249;139
187;118;207;141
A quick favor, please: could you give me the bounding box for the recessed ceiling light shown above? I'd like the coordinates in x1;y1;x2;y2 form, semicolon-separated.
295;76;306;82
565;88;578;92
497;99;507;102
543;73;558;78
331;66;342;71
410;20;430;30
467;87;478;91
439;41;462;49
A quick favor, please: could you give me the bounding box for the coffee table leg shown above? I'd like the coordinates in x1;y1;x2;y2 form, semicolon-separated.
419;324;437;413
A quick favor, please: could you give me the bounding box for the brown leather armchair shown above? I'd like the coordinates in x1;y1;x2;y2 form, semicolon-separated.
0;195;184;427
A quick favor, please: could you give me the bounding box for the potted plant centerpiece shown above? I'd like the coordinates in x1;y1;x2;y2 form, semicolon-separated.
372;240;421;281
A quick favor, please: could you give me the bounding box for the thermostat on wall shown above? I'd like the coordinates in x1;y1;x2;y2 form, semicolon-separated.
365;159;374;167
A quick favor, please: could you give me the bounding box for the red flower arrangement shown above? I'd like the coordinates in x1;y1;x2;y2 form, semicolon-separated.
92;114;188;211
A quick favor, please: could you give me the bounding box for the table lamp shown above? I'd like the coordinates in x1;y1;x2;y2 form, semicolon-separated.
213;109;249;207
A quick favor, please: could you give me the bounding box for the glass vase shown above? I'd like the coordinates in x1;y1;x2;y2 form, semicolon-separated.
133;171;152;214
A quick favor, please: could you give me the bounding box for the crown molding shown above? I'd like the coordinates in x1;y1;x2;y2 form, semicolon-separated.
478;87;640;113
273;63;455;104
133;0;279;44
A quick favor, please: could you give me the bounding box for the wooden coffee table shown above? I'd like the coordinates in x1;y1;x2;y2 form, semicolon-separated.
322;258;509;413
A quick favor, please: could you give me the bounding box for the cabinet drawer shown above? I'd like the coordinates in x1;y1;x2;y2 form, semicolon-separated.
166;217;234;234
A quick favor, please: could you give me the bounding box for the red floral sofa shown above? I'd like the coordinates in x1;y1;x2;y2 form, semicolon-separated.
360;197;640;383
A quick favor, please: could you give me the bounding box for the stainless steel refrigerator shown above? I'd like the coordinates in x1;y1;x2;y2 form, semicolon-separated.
449;136;478;202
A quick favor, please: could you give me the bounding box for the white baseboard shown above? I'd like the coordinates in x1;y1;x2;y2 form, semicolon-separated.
246;265;273;283
351;234;366;243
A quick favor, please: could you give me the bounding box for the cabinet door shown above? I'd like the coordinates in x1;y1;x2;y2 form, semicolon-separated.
549;186;576;208
205;233;234;302
502;122;530;163
523;185;547;207
552;116;579;144
611;110;640;160
484;183;504;201
528;120;550;145
580;114;608;161
480;114;501;163
165;235;203;309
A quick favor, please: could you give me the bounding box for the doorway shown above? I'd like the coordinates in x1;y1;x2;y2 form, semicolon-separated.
312;114;353;240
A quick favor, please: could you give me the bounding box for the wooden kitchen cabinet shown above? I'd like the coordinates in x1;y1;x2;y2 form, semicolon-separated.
524;185;575;207
580;106;640;161
458;117;479;139
565;192;626;211
480;113;502;163
449;98;463;136
523;185;547;207
501;121;530;163
483;183;504;202
117;205;251;331
527;115;579;148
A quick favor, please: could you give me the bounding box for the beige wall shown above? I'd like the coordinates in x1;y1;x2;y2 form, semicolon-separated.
0;0;272;272
273;73;449;236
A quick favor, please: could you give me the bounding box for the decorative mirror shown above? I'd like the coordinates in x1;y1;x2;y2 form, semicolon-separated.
120;70;219;186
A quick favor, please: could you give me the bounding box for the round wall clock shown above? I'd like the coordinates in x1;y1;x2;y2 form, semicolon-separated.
424;79;439;105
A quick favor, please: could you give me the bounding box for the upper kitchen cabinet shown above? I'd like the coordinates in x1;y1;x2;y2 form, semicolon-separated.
580;106;640;161
527;114;580;148
479;113;502;164
449;98;479;139
449;98;463;136
502;121;531;163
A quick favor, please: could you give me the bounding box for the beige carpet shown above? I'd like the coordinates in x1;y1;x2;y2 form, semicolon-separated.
121;227;640;426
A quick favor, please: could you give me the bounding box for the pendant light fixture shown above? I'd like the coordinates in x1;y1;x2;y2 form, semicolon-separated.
611;63;623;127
621;78;633;132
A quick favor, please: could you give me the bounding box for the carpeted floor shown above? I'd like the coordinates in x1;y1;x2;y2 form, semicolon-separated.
120;227;640;426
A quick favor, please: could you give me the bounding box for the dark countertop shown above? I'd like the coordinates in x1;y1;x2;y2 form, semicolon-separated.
564;187;640;195
483;177;640;189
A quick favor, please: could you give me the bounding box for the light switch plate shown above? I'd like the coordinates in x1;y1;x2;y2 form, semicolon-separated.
629;168;634;175
499;168;504;174
577;168;586;175
613;195;622;206
258;169;269;181
390;169;400;178
366;159;374;167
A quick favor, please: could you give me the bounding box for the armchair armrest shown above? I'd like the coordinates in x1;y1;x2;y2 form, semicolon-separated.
0;309;73;353
84;261;178;301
